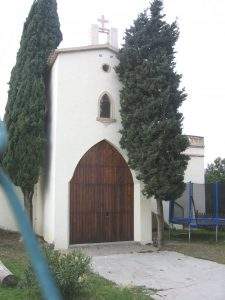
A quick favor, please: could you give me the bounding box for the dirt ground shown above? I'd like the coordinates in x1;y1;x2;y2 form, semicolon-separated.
0;229;25;262
163;228;225;264
1;228;225;265
70;241;156;256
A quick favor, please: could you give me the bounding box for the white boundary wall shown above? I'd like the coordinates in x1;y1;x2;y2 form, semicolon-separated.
0;185;23;232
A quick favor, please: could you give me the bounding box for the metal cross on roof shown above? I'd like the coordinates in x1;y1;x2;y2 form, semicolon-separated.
98;15;109;34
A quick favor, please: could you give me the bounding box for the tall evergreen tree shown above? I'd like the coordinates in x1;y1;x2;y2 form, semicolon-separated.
116;0;189;247
3;0;62;222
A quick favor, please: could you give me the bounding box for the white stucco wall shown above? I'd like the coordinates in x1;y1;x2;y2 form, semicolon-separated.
39;58;59;244
0;186;23;231
0;176;50;237
140;193;152;243
0;181;43;236
33;181;44;236
184;155;205;184
44;46;152;249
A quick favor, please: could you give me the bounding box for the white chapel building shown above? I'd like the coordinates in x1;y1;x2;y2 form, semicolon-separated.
0;19;205;249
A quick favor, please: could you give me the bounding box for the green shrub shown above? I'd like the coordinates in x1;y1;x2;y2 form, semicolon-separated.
20;246;91;299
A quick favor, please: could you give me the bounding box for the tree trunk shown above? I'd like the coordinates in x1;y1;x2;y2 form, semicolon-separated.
23;191;34;226
156;199;164;249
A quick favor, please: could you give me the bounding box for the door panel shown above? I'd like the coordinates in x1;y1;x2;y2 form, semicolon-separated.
70;141;134;244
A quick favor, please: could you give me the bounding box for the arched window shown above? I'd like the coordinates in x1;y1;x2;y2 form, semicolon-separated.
100;94;111;118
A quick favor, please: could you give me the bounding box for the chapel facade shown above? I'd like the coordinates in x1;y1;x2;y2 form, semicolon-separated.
0;19;205;249
35;20;154;249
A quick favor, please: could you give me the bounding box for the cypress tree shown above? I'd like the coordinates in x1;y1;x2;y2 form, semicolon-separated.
3;0;62;222
116;0;189;247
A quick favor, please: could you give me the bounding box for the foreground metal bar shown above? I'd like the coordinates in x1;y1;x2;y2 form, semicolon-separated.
0;169;62;300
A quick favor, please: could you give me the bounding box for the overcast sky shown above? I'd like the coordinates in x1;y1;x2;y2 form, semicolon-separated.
0;0;225;165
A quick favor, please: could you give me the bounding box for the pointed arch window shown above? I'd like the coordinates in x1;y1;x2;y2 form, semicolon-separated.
97;92;116;123
100;94;111;118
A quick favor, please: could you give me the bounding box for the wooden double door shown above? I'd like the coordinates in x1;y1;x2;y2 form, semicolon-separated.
70;141;134;244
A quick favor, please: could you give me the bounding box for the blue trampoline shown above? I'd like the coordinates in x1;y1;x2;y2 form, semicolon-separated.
169;182;225;241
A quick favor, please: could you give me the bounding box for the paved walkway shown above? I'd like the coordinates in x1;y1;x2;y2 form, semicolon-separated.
92;251;225;300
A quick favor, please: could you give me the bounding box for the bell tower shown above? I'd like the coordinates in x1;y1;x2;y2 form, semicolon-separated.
91;15;118;49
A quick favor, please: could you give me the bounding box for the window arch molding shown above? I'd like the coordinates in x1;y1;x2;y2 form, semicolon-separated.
97;91;116;123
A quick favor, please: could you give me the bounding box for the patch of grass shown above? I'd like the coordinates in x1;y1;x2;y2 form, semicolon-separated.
167;227;225;242
0;287;35;300
0;230;32;300
163;228;225;264
0;257;37;300
0;229;152;300
79;274;151;300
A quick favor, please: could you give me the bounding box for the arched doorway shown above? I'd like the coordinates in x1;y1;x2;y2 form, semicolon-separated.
70;140;134;244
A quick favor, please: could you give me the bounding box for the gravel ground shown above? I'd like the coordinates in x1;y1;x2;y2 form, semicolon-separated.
69;241;156;256
92;251;225;300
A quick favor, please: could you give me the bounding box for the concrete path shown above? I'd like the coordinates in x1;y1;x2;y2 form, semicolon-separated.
92;251;225;300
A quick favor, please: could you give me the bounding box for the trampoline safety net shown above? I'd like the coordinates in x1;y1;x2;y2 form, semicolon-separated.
169;182;225;227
